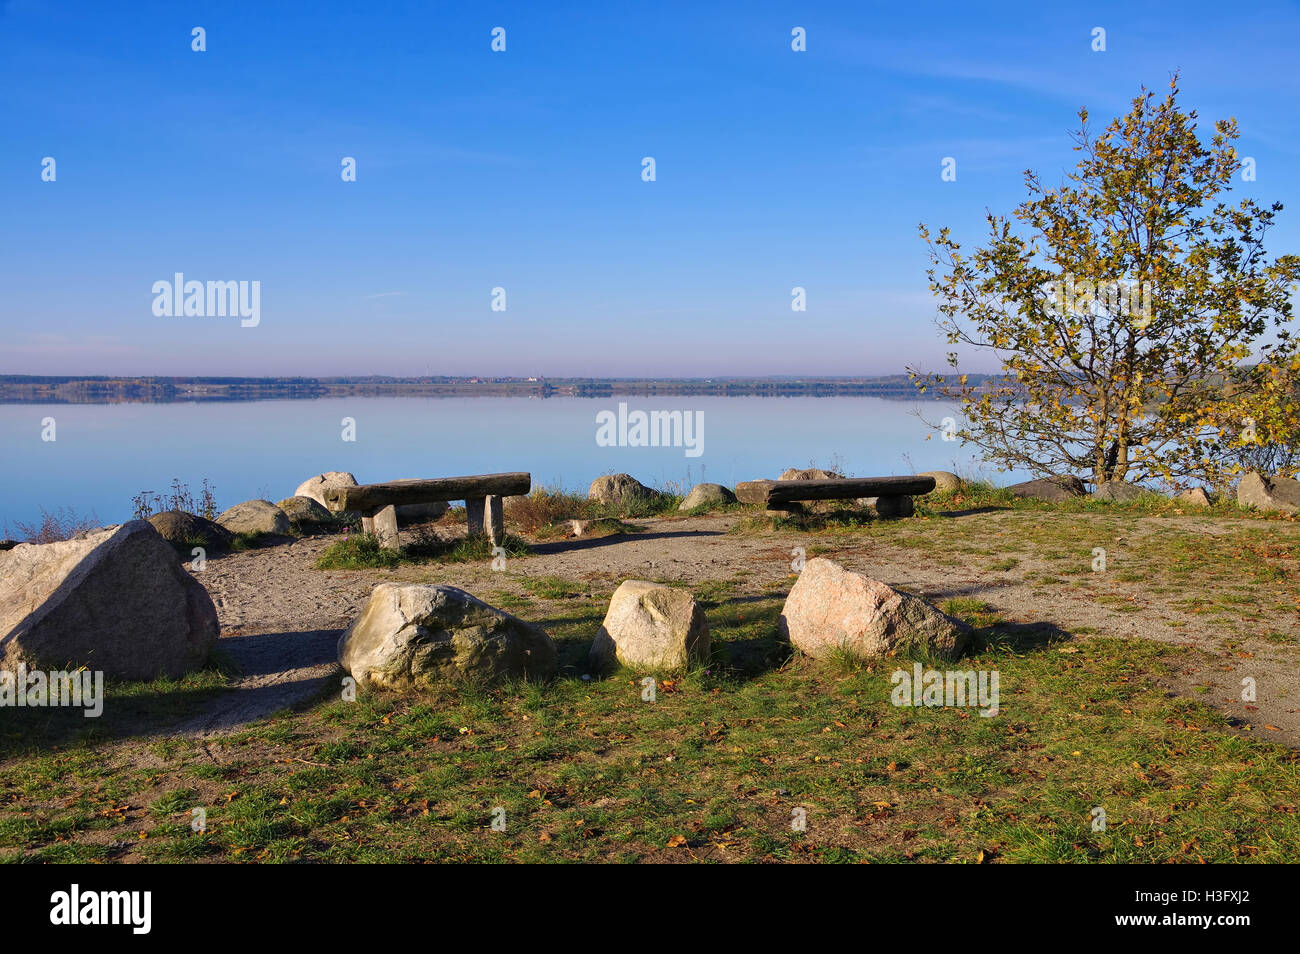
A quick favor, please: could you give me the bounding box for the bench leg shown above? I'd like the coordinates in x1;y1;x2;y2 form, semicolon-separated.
373;505;401;549
485;494;504;546
361;515;375;534
465;497;485;536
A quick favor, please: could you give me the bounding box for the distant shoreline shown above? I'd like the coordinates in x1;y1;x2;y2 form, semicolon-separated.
0;374;997;405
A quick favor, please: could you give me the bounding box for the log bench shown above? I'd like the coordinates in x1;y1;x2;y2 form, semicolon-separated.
734;475;935;518
322;472;531;550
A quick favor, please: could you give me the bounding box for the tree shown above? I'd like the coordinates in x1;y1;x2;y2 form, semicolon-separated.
914;76;1300;488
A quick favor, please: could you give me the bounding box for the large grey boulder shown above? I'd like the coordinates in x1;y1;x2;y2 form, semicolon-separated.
1237;472;1300;513
679;483;736;511
0;521;219;680
1008;475;1087;503
779;558;970;661
588;473;659;506
276;495;334;526
339;583;557;690
779;467;839;481
1094;480;1154;502
589;580;710;671
216;499;291;535
920;470;963;493
294;472;359;507
148;510;233;552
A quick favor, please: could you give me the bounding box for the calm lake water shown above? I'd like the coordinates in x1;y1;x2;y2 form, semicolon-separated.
1;396;1027;532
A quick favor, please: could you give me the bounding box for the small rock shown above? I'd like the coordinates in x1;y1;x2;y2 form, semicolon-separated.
919;470;963;493
588;473;659;506
1093;480;1154;502
216;499;291;535
779;558;971;660
148;510;234;552
1007;475;1087;502
1174;487;1212;508
859;495;915;518
679;483;737;511
590;580;711;671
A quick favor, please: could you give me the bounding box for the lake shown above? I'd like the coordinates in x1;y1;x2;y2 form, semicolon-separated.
0;396;1025;532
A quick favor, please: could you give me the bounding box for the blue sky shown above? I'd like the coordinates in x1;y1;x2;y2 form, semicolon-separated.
2;0;1298;377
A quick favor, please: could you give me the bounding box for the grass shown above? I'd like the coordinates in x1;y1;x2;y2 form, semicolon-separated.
2;568;1298;864
315;531;532;570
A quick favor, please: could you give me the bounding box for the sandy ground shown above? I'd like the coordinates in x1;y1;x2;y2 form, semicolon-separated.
187;512;1300;745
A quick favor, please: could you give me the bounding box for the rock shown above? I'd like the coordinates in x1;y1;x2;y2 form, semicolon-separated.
1094;480;1154;502
275;496;334;526
396;501;450;527
778;468;842;513
679;483;737;511
919;470;963;493
1008;475;1087;502
216;499;291;535
589;580;710;671
338;583;557;689
734;480;772;505
859;495;915;518
588;473;659;506
1174;487;1212;508
1237;472;1300;513
148;510;234;552
778;558;971;661
780;467;840;481
0;521;219;680
294;472;359;508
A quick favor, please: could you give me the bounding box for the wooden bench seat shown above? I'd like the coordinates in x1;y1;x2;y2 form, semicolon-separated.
322;472;531;550
735;475;935;516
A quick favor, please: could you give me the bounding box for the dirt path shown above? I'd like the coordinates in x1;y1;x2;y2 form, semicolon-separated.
186;512;1300;745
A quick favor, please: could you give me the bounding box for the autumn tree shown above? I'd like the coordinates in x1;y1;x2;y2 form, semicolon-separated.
915;77;1300;488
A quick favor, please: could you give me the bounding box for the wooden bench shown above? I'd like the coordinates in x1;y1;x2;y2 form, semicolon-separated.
322;472;531;550
734;475;935;517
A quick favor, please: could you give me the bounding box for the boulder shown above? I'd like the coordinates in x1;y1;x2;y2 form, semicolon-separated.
216;499;291;536
780;467;839;481
589;580;710;671
919;470;963;493
679;483;737;511
148;510;234;552
858;495;915;519
294;472;359;508
338;583;557;689
779;468;843;513
588;473;659;506
275;495;334;526
1094;480;1153;502
1174;487;1212;508
0;521;219;680
1008;475;1087;503
1237;472;1300;514
779;558;971;661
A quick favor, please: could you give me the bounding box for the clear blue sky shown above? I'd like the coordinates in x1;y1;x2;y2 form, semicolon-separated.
2;0;1297;377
